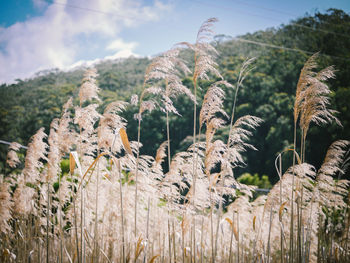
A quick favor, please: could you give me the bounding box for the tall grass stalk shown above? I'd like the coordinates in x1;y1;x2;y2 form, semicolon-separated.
58;173;63;263
236;211;240;263
135;115;142;238
81;181;85;263
116;158;126;263
72;171;81;263
46;181;50;263
165;80;172;171
94;154;100;262
200;217;204;263
279;155;284;263
214;178;225;261
267;207;273;263
228;211;234;263
172;220;176;263
145;197;150;263
168;214;172;263
209;189;214;262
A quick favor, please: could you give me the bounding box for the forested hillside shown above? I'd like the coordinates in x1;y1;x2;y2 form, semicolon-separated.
1;9;349;182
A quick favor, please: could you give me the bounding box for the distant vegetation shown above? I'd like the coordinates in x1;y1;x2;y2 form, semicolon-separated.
1;9;349;183
1;9;350;263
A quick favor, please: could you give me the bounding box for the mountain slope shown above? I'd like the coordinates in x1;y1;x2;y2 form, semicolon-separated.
1;9;349;181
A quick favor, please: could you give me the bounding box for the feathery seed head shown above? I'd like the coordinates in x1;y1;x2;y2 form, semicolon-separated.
47;118;61;181
79;67;100;105
319;140;350;177
131;94;139;105
23;127;48;182
154;141;168;168
6;142;22;168
142;48;194;116
0;182;12;233
225;115;263;167
98;101;127;151
200;80;231;128
295;54;340;138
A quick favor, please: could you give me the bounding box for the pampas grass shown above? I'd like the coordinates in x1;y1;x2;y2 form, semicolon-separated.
1;19;350;263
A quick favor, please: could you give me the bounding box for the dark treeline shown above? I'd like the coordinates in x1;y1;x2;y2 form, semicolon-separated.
1;9;349;182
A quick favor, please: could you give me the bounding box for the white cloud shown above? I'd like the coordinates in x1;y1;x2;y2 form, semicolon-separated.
0;0;170;83
106;49;139;59
67;48;140;71
32;0;49;10
106;39;138;52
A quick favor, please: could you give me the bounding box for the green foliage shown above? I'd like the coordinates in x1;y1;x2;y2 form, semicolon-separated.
237;173;272;189
120;170;135;185
60;159;70;175
1;9;350;183
157;198;167;208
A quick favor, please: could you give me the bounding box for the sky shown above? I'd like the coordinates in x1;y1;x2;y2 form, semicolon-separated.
0;0;349;84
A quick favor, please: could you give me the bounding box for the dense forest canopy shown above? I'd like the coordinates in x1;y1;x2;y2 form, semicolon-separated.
1;9;349;182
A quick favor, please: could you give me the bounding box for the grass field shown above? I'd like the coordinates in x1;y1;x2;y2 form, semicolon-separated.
1;18;349;263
